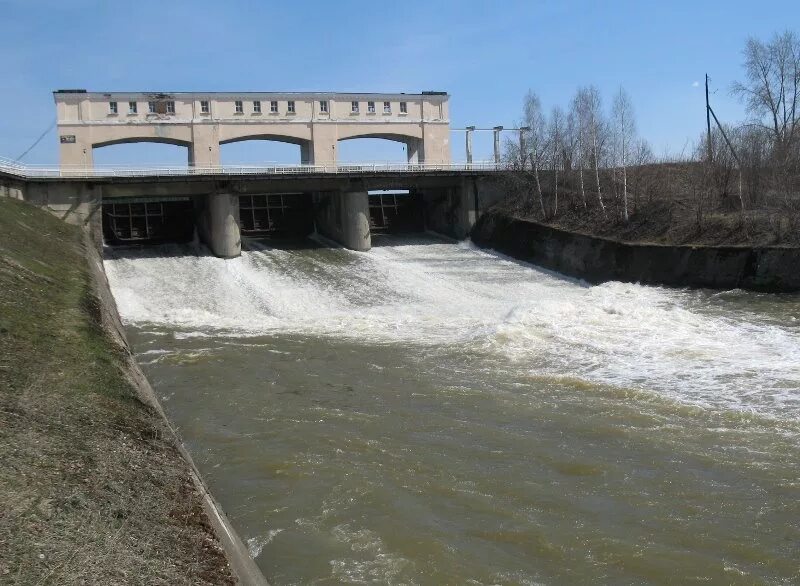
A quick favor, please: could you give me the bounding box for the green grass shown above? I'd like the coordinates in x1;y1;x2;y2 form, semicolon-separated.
0;197;233;585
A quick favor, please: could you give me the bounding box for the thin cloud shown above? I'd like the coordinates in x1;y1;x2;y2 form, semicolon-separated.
692;81;700;88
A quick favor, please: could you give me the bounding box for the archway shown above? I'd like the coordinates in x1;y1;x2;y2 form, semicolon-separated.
220;136;308;166
336;136;418;164
92;139;191;167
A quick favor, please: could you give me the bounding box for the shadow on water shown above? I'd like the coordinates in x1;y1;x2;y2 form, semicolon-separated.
102;242;214;260
370;232;454;247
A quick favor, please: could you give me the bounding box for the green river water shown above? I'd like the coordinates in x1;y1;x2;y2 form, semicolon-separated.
104;236;800;585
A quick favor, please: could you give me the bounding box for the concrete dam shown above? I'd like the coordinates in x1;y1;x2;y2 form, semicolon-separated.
1;167;506;255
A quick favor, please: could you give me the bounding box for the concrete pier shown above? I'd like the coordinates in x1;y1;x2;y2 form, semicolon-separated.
314;191;371;251
196;193;241;258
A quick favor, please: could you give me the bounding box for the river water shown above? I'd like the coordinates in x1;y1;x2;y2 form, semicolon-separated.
103;235;800;585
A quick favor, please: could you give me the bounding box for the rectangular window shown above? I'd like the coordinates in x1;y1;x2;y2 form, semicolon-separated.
383;101;391;113
320;100;328;113
399;101;407;114
128;101;137;114
351;101;359;113
253;100;261;113
235;100;244;114
367;101;375;113
166;101;175;114
200;100;210;114
148;101;156;113
270;100;278;113
109;101;118;114
287;101;295;113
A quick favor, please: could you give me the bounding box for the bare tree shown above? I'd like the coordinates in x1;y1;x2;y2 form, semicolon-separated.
576;86;607;216
612;87;637;221
522;91;548;216
631;138;654;209
732;31;800;160
547;106;566;217
571;91;588;207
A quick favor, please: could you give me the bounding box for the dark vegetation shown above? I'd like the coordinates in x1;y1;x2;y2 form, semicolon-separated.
497;161;800;246
501;30;800;247
0;197;234;585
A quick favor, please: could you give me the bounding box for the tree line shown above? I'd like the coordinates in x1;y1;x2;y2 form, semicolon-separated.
503;30;799;239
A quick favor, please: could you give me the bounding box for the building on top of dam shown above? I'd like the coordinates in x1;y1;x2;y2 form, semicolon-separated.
53;89;451;168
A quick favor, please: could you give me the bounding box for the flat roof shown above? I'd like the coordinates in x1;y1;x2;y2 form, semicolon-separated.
54;90;449;99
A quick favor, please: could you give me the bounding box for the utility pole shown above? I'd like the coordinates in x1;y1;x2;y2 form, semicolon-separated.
705;73;713;163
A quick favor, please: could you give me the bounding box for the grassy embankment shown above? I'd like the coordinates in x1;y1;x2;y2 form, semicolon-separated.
0;197;233;585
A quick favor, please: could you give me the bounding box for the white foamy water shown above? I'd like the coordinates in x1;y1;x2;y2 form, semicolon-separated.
103;239;800;419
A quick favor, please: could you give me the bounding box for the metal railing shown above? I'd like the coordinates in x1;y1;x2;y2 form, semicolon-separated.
0;157;502;179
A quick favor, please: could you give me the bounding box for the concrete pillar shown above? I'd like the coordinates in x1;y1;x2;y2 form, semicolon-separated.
58;129;93;171
518;127;530;169
341;191;371;251
197;193;241;258
465;126;475;165
314;190;371;251
311;123;337;167
190;123;220;168
493;126;503;166
406;139;423;164
421;178;476;240
422;123;451;166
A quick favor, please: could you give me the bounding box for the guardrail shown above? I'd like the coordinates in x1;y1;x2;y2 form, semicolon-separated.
0;158;503;179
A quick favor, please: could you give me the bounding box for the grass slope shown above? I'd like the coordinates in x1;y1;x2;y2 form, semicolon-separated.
0;197;234;585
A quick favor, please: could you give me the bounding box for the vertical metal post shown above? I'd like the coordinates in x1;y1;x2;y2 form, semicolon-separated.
519;126;530;169
705;73;713;163
465;126;475;165
493;126;503;166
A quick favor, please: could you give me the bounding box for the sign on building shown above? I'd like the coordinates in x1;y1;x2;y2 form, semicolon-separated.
60;135;76;144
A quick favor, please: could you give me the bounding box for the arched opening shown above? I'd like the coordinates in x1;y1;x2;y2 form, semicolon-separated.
92;140;190;167
220;136;309;166
336;136;416;164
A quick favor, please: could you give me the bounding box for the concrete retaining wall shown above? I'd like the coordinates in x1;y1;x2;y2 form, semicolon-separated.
472;211;800;293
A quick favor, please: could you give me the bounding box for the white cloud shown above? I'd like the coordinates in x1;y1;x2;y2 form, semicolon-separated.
692;81;700;88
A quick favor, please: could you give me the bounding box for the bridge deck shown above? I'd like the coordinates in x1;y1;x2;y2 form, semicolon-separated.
0;159;502;182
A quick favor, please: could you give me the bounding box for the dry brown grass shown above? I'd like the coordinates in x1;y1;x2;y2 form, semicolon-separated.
0;197;234;585
497;163;800;247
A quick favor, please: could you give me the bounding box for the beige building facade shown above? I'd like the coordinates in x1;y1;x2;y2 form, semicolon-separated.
54;90;451;168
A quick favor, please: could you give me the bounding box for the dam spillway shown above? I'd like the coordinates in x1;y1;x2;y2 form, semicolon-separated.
103;236;800;584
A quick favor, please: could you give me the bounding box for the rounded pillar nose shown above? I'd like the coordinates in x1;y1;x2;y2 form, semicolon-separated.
198;193;241;258
341;191;371;252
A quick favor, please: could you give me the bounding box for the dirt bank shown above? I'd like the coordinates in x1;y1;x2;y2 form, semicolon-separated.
0;196;251;584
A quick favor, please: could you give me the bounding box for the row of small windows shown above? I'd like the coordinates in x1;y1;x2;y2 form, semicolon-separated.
109;99;409;116
109;101;175;115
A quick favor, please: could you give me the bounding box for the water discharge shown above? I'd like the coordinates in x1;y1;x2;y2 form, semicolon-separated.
104;236;800;584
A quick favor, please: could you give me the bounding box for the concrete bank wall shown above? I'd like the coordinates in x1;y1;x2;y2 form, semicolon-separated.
83;228;269;585
471;211;800;293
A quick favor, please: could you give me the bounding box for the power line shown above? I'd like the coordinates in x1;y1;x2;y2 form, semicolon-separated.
16;119;57;161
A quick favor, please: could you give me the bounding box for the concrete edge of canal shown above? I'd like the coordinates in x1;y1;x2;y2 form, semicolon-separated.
84;228;271;586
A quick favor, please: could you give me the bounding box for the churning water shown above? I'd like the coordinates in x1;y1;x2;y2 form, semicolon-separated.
104;236;800;584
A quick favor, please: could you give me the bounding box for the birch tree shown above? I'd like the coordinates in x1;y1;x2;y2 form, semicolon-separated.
547;106;566;217
612;87;636;221
570;92;588;207
522;91;548;216
576;86;607;216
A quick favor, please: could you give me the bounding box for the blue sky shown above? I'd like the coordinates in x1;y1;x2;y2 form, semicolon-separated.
0;0;795;166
